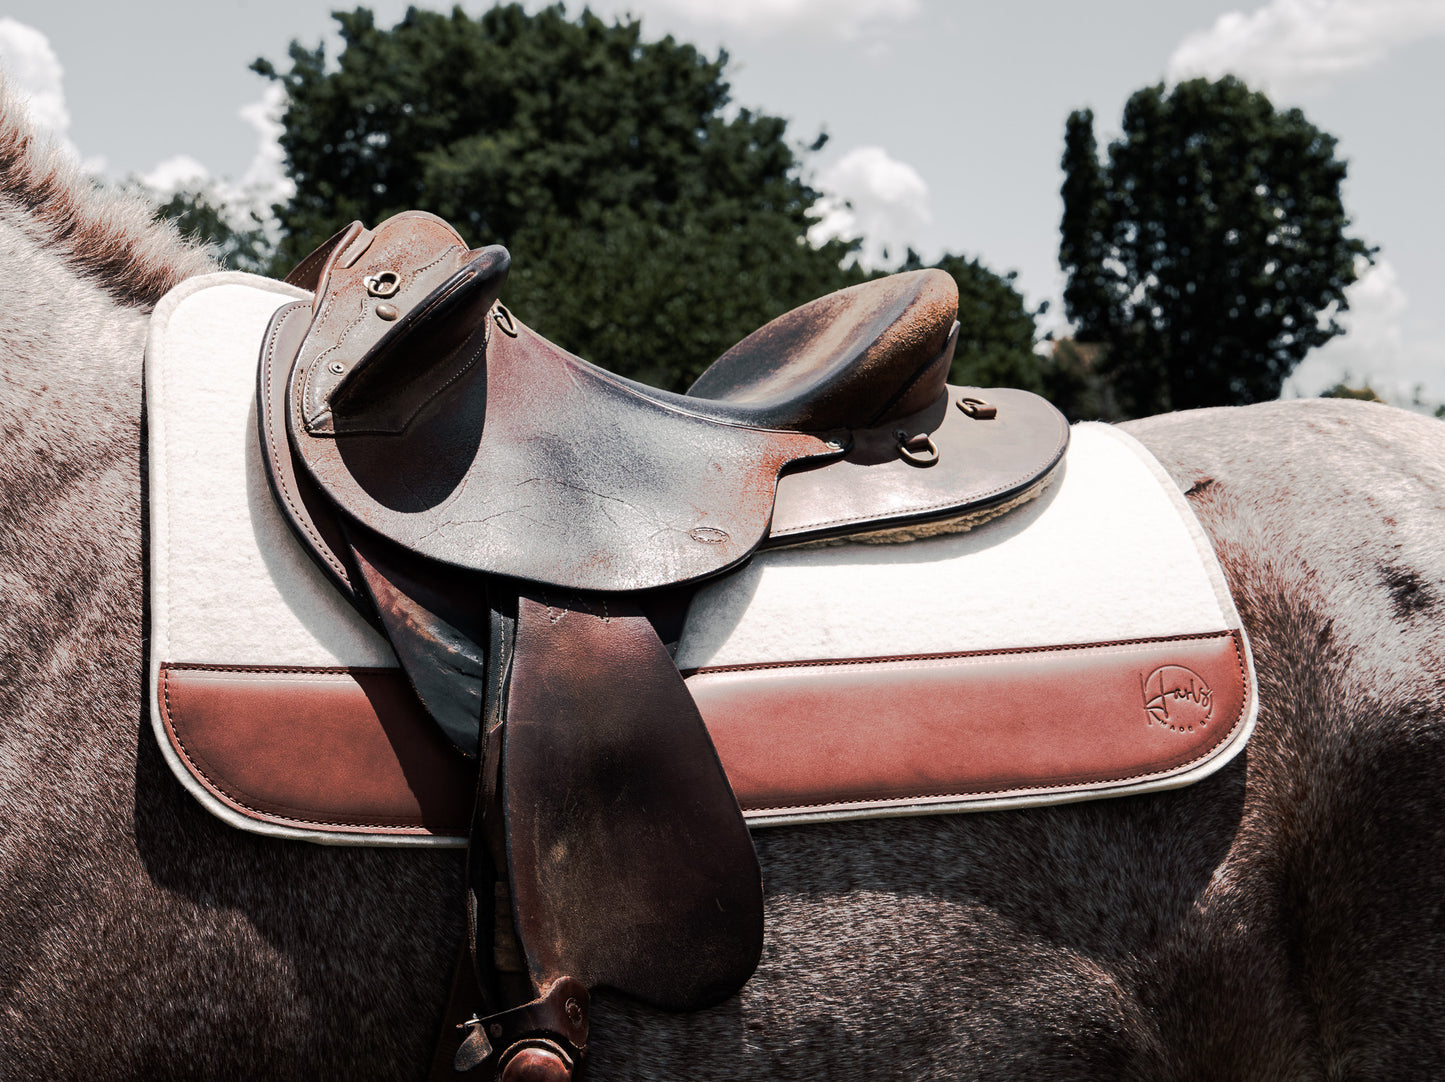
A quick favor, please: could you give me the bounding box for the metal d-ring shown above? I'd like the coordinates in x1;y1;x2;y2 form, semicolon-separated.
956;395;997;419
363;270;400;297
895;430;939;467
493;303;519;337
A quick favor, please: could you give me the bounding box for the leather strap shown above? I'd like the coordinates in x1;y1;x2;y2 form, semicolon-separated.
501;590;763;1009
430;947;491;1080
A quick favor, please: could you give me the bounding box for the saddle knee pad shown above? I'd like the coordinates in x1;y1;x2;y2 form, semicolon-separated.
146;272;1256;845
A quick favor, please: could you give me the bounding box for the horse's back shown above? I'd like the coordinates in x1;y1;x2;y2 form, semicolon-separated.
586;401;1445;1080
6;243;1445;1082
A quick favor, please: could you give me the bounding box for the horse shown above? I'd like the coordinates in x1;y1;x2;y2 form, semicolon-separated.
4;87;1445;1079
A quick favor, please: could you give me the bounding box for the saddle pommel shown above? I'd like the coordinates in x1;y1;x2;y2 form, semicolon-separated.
290;210;510;437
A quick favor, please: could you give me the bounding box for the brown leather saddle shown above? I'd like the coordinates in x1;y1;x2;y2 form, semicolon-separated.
256;210;1068;1080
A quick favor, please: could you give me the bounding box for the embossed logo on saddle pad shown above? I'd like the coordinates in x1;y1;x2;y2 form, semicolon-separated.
1142;665;1215;731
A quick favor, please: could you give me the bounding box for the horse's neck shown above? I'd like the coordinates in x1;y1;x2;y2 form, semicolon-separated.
0;206;163;813
1;211;150;509
0;128;209;561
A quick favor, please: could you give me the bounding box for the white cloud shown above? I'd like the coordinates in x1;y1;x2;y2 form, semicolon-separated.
808;145;931;270
139;86;293;239
141;154;212;195
644;0;918;38
1168;0;1445;98
1285;258;1444;405
237;84;295;212
0;18;74;148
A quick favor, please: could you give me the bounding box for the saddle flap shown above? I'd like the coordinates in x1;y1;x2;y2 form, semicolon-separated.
502;592;763;1010
346;524;492;758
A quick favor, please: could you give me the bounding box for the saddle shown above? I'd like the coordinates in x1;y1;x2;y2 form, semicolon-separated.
256;211;1069;1080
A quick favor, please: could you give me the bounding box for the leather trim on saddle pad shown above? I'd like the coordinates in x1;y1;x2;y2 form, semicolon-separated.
157;629;1248;839
688;629;1250;825
157;665;472;834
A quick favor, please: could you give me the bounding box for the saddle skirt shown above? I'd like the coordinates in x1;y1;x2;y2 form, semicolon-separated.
145;272;1257;845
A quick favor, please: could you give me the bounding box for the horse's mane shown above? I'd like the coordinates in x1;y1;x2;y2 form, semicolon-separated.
0;79;215;310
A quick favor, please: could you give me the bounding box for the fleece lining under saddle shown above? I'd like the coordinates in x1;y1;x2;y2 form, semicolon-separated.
144;214;1254;1081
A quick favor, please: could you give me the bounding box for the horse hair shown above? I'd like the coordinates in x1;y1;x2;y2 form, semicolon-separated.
4;76;1445;1079
0;76;212;311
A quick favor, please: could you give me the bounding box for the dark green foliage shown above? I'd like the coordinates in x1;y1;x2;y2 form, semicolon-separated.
255;4;1038;389
152;188;273;273
254;4;861;387
1320;382;1383;402
1059;77;1374;418
1037;339;1124;423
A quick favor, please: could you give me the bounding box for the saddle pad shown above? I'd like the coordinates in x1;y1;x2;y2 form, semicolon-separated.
146;273;1256;845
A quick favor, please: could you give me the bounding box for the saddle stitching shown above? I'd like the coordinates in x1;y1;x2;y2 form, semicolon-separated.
536;592;610;624
389;308;490;434
305;291;374;423
262;303;352;585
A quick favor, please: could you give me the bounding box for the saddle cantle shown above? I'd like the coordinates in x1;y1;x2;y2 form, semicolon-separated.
253;211;1071;1080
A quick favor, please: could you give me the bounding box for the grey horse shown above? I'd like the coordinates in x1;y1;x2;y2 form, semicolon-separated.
3;85;1445;1079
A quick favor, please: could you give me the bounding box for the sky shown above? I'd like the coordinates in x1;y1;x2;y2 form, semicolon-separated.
1;0;1441;406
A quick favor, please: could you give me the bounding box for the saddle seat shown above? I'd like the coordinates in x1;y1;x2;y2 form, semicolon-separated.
687;262;960;431
255;210;1070;1081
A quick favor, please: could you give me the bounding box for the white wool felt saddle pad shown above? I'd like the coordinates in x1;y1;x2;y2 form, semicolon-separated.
146;273;1256;846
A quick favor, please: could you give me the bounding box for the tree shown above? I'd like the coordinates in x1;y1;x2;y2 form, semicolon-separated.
1059;77;1374;417
1320;382;1383;402
255;4;1039;390
151;187;274;274
255;4;865;388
